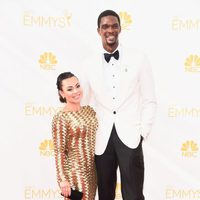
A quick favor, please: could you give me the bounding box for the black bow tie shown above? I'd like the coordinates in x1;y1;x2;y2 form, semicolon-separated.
104;50;119;63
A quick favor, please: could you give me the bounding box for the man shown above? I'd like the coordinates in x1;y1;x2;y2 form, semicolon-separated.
80;10;156;200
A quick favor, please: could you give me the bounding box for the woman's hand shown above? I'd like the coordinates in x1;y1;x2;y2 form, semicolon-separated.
60;181;71;197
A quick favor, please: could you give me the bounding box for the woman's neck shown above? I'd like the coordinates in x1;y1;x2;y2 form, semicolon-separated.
63;103;81;112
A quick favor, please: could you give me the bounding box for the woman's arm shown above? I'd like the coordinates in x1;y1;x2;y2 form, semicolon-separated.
52;113;71;197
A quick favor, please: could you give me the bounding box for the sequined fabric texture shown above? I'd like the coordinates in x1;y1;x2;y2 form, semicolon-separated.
52;106;98;200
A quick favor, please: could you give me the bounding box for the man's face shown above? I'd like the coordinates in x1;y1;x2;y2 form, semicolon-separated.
97;15;121;51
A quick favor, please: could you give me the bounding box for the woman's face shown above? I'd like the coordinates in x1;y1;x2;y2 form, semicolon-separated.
59;76;83;105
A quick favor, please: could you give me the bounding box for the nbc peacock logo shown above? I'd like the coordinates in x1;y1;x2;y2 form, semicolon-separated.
119;11;132;30
39;52;58;70
181;140;199;157
184;55;200;72
39;139;54;157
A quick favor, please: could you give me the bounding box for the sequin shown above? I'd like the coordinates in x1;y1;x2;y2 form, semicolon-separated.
52;106;98;200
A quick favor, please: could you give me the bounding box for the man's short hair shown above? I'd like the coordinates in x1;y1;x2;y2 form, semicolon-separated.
97;10;121;28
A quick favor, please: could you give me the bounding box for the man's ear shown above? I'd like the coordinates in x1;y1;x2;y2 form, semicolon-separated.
97;27;101;35
119;25;121;33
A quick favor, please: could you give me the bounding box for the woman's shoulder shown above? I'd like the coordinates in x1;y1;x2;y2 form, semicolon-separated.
52;110;67;121
83;105;96;114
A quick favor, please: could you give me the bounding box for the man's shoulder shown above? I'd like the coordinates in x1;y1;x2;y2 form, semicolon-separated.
121;44;146;57
80;51;102;75
120;45;148;65
83;51;101;65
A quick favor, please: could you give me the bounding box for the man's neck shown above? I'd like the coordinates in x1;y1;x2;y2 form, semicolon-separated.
103;43;119;53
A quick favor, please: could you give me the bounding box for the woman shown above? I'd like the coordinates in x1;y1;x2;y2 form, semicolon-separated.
52;72;98;200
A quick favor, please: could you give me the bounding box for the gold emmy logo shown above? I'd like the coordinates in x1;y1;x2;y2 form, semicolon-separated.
171;17;200;31
39;52;58;70
115;183;122;199
24;102;61;116
181;140;198;157
184;55;200;72
168;105;200;118
39;139;54;156
24;186;60;199
23;10;72;28
119;11;132;30
166;186;200;199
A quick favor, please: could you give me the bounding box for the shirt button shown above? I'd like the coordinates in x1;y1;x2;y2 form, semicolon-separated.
113;86;115;88
113;97;115;100
113;111;116;114
112;74;115;77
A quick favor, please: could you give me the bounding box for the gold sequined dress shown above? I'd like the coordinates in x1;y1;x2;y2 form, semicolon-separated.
52;106;98;200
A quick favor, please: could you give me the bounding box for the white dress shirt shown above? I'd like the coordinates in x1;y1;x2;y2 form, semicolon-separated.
102;48;121;115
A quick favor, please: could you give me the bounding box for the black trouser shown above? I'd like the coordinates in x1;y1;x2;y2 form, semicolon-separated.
95;124;145;200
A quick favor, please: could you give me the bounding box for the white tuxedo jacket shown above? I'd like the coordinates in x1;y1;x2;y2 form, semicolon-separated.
78;45;156;155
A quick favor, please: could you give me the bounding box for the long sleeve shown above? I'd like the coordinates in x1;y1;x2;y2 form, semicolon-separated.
140;55;157;139
52;113;68;183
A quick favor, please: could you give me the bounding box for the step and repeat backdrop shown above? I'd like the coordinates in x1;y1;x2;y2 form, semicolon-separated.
0;0;200;199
